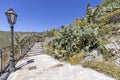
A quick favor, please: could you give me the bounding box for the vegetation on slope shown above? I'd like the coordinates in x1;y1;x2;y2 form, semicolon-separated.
43;0;120;79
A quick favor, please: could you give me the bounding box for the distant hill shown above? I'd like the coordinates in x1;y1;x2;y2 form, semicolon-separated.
0;31;10;48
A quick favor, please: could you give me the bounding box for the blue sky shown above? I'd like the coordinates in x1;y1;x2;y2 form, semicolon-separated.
0;0;103;32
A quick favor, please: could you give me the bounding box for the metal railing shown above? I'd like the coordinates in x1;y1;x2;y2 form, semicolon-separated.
0;36;38;75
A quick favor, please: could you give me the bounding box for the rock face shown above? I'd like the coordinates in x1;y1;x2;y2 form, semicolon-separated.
83;41;120;67
104;41;120;56
114;58;120;67
84;50;103;62
104;41;120;67
108;14;120;24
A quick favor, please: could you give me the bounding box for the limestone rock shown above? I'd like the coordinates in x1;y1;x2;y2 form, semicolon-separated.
114;58;120;67
104;41;120;56
84;50;103;61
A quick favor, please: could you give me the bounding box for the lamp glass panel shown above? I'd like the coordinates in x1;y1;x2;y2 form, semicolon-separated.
10;14;15;24
8;16;11;24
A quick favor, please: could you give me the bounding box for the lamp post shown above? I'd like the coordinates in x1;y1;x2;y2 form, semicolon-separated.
5;8;17;73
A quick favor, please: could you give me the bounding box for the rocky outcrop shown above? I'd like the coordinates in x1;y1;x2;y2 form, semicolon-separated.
114;58;120;67
104;41;120;67
83;50;103;62
104;41;120;56
83;41;120;67
108;14;120;23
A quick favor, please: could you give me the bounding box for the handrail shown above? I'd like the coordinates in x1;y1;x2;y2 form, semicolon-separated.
0;36;38;76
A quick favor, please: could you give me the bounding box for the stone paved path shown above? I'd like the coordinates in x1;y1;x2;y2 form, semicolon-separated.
7;42;116;80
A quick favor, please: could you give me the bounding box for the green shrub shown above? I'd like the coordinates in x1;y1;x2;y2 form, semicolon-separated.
52;25;102;58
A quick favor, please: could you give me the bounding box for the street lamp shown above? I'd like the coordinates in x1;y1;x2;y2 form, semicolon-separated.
5;8;17;73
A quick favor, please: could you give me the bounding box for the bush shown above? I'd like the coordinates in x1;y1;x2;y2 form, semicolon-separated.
52;25;102;58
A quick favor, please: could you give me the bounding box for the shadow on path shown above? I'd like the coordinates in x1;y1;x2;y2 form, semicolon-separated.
16;59;34;70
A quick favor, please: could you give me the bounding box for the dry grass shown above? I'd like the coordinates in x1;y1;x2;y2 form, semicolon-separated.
82;61;120;80
69;52;85;65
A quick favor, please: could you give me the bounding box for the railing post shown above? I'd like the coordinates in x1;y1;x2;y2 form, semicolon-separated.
20;45;22;58
0;49;2;75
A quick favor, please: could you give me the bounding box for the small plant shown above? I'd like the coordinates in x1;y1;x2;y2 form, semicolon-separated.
69;52;84;65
